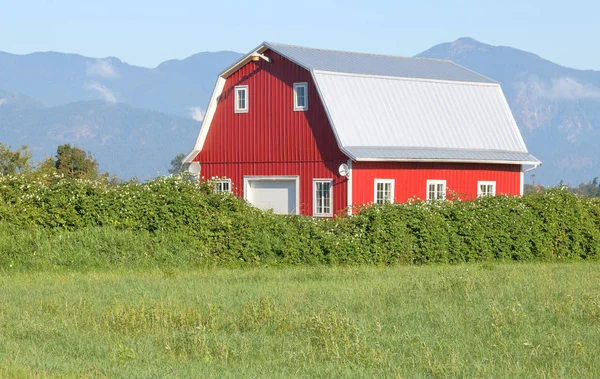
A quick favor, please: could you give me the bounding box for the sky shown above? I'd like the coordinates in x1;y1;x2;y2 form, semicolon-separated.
1;0;599;70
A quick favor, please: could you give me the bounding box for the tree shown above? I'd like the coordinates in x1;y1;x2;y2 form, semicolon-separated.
168;153;186;175
54;144;100;180
0;143;32;176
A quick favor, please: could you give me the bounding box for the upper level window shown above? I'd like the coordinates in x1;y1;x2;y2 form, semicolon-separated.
478;181;496;197
293;82;308;111
426;180;446;201
313;179;332;217
215;179;232;194
235;85;248;113
374;179;394;204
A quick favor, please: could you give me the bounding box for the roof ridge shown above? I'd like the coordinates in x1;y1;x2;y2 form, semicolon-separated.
264;41;455;64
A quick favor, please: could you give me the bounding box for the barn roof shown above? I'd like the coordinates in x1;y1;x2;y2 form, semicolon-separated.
186;42;540;166
263;42;496;84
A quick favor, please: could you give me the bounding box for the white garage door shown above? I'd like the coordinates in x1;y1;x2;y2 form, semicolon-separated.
245;178;298;215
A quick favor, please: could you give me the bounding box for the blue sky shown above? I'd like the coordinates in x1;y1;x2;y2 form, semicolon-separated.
1;0;598;69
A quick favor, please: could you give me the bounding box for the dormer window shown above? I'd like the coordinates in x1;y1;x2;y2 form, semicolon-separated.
235;85;248;113
293;82;308;111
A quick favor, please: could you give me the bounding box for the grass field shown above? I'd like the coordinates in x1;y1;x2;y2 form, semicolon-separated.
1;263;599;378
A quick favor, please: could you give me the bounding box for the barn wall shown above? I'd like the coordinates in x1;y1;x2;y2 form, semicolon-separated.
352;162;522;205
194;50;349;216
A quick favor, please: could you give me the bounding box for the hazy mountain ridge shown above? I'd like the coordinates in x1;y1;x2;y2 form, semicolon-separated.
418;38;600;185
0;94;200;179
0;50;242;118
2;39;600;184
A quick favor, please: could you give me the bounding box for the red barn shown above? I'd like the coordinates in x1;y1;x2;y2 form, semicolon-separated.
184;42;540;216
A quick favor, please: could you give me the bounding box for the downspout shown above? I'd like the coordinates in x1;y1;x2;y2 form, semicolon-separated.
347;160;353;215
521;163;541;195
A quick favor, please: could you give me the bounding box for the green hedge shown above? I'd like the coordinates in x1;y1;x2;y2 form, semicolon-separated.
1;174;599;269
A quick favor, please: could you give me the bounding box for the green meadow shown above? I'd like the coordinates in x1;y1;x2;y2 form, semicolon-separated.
1;263;599;378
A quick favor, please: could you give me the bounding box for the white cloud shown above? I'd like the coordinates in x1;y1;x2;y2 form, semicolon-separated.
0;98;6;106
516;76;600;102
545;77;600;100
86;59;119;78
189;106;205;121
85;82;117;103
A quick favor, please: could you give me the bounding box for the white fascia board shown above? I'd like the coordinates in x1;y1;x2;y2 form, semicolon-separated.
184;76;227;163
309;70;355;160
496;85;529;152
355;158;541;165
219;43;268;78
311;69;502;87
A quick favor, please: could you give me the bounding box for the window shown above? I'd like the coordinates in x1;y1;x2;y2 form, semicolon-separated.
313;179;333;217
293;82;308;111
374;179;394;204
215;179;232;194
426;180;446;201
478;181;496;197
234;85;248;113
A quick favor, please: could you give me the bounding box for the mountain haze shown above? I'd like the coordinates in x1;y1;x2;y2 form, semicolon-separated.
418;38;600;185
2;39;599;184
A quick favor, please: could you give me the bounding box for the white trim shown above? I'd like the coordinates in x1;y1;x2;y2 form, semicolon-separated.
374;179;395;204
214;178;232;194
355;157;540;165
184;77;227;163
234;85;248;113
220;43;269;78
310;71;355;160
520;168;524;196
477;181;496;197
346;160;353;215
426;180;447;201
312;69;501;87
313;178;334;217
497;85;529;153
243;176;300;215
293;82;308;111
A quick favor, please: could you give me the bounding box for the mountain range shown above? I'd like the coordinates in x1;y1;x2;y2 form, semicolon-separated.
1;38;599;184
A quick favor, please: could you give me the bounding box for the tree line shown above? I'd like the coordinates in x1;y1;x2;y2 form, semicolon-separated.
0;142;102;180
2;142;600;197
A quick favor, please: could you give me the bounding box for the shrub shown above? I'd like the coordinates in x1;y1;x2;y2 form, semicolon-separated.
1;174;599;269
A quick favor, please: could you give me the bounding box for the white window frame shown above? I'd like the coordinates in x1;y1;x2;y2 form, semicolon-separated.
214;179;232;194
234;85;248;113
293;82;308;111
313;179;333;217
477;181;496;197
374;179;395;204
426;180;447;201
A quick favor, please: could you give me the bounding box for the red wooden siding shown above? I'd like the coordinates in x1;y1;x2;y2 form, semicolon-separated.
194;50;349;216
352;162;521;205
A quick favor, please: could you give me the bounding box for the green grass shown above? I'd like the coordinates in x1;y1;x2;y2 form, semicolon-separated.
1;263;599;378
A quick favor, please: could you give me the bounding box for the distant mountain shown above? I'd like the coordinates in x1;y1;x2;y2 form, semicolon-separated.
2;40;600;184
0;50;242;118
0;50;242;179
418;37;600;185
0;91;200;179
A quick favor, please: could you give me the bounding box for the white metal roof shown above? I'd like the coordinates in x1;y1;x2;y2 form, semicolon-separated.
264;42;496;83
312;70;538;163
186;42;540;166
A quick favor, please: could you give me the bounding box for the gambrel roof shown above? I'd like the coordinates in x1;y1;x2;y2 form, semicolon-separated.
186;42;540;166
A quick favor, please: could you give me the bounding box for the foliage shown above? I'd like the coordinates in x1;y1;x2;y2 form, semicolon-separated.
168;153;186;175
571;177;600;197
1;264;599;377
1;174;599;268
0;142;32;175
54;144;101;180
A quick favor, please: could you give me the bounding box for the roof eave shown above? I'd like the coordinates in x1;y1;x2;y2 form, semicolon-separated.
354;157;541;166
